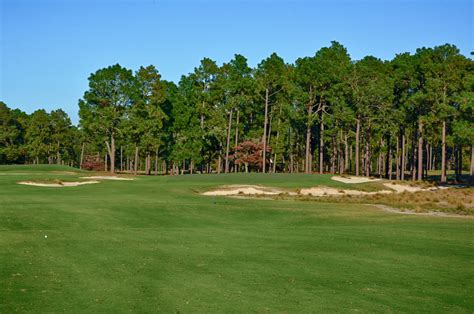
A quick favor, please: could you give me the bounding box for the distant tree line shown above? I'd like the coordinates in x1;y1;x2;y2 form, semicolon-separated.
1;42;473;181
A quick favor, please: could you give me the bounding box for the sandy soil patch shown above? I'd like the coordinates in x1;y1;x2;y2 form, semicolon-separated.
331;176;381;184
80;176;134;181
202;185;294;196
18;181;99;187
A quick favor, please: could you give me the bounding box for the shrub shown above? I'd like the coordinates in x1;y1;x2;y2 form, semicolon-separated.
81;155;105;171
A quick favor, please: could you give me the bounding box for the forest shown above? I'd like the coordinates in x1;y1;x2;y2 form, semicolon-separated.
1;42;473;182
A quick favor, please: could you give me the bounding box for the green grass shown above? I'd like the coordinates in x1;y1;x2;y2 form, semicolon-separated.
0;165;472;312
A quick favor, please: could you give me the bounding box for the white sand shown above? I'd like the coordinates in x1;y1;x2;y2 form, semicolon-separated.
331;176;381;184
202;185;293;196
203;182;443;198
18;181;99;187
80;176;134;181
203;185;391;197
383;183;437;193
299;186;392;196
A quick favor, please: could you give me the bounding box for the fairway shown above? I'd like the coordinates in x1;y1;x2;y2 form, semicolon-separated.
0;166;473;312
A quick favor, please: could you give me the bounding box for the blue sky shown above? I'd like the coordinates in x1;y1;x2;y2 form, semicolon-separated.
1;0;472;124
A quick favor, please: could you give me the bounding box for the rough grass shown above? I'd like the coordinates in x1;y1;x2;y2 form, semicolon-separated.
270;183;473;215
0;165;473;312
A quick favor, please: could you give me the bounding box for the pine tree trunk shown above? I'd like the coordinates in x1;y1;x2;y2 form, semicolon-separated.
110;134;115;173
225;109;233;173
425;143;430;178
290;154;294;173
319;115;324;174
411;130;416;181
339;130;344;175
385;136;390;179
355;118;360;176
262;88;269;173
470;145;474;176
273;153;277;173
378;138;383;177
401;133;405;180
427;144;431;172
120;146;123;172
104;154;108;172
365;134;370;177
388;142;393;180
272;129;285;173
305;104;313;174
349;145;353;173
57;141;61;165
331;136;336;174
134;145;139;175
441;121;447;183
155;149;158;175
454;146;459;182
148;153;152;175
267;114;273;147
234;109;240;173
417;120;423;180
344;133;349;173
80;142;85;169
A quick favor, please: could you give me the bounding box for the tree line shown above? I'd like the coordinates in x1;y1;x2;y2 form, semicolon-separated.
1;42;473;181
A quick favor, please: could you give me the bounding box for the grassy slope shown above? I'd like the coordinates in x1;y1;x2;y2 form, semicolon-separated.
0;165;472;312
0;164;85;172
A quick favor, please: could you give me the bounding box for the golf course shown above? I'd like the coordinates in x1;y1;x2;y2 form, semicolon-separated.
1;165;472;312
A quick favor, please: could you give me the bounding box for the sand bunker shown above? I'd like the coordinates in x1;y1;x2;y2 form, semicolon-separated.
202;185;294;196
299;186;391;196
80;176;134;181
331;176;381;184
202;185;387;197
383;183;437;193
203;182;440;198
18;180;99;187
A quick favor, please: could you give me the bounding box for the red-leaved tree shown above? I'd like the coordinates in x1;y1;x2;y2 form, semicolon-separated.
232;141;271;172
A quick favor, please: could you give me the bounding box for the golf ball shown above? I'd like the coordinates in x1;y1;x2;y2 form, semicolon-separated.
44;235;48;238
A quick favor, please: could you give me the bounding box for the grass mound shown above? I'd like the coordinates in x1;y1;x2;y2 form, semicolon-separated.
0;164;85;173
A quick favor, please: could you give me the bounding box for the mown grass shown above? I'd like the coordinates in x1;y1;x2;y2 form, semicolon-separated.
0;165;473;312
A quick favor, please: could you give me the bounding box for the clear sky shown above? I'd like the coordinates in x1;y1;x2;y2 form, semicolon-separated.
1;0;472;124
